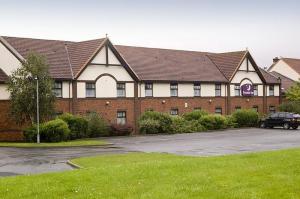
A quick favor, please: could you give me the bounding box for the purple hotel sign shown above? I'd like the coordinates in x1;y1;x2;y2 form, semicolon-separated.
241;84;254;96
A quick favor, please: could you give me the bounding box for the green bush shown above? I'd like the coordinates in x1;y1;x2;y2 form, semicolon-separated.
139;119;161;134
183;110;208;121
171;116;206;133
86;112;110;137
139;111;172;133
40;119;70;142
23;125;38;142
58;113;88;139
279;101;300;114
225;115;238;128
24;119;70;142
232;109;259;127
200;114;228;130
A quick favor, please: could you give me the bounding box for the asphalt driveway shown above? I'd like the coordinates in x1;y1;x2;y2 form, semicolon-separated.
1;128;300;177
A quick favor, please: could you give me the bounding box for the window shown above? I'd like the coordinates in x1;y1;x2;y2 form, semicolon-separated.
86;83;96;98
269;106;276;114
194;83;201;97
235;106;241;111
53;81;62;98
269;85;274;96
117;111;126;125
215;107;222;114
234;84;240;96
170;108;178;116
215;84;221;97
253;85;258;96
117;83;126;97
145;83;153;97
170;83;178;97
252;106;258;112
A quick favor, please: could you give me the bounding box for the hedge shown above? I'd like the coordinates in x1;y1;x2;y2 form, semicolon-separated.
58;113;88;139
232;109;259;127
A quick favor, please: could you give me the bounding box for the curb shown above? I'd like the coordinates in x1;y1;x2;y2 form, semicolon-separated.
67;160;83;169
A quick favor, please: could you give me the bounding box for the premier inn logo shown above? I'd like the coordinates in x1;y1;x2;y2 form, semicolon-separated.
241;84;254;96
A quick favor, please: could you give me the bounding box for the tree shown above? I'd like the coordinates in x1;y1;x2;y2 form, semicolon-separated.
7;52;55;125
285;80;300;101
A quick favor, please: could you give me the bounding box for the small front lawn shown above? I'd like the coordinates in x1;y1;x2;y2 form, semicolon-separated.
0;138;107;148
1;149;300;198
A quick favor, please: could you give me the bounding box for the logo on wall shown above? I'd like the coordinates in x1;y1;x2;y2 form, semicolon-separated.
241;84;254;96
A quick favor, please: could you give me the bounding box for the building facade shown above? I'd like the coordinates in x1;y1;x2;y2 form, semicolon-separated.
0;36;281;138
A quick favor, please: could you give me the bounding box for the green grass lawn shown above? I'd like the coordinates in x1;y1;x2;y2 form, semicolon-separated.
0;138;107;148
1;149;300;199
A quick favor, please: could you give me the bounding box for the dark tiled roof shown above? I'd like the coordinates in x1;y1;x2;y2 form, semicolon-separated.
2;36;74;79
207;51;247;80
270;71;295;92
259;68;280;84
115;45;228;82
0;68;8;83
2;36;105;79
282;58;300;74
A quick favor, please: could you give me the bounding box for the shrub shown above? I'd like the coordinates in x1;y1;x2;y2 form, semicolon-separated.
200;114;228;130
58;113;88;139
279;101;300;114
86;112;110;137
139;119;161;134
139;111;172;133
171;116;206;133
110;124;133;136
24;119;70;142
183;110;208;121
23;124;38;142
40;119;70;142
232;109;259;127
225;115;238;128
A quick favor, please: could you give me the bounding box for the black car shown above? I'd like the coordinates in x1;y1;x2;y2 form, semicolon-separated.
260;112;300;130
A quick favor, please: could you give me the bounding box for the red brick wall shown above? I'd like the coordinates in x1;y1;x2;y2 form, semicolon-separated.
0;101;20;131
0;130;23;141
140;97;227;115
74;98;136;131
230;97;264;113
55;99;72;113
266;96;281;112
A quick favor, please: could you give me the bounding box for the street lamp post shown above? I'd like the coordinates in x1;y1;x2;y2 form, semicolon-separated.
35;76;40;144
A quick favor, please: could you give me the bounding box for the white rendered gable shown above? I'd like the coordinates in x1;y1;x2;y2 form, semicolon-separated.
0;41;21;75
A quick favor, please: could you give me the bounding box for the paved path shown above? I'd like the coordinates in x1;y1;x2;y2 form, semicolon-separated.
1;128;300;177
105;128;300;156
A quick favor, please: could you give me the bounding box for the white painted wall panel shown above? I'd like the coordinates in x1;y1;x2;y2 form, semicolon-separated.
153;83;170;97
231;71;263;84
201;84;216;97
91;47;106;64
0;84;9;100
258;85;264;96
269;60;300;81
78;64;133;81
62;81;72;98
108;47;121;65
126;83;134;97
274;85;280;96
96;76;116;98
0;42;21;75
77;82;86;98
178;84;193;97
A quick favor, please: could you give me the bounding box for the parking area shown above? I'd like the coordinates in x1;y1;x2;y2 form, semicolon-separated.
1;128;300;177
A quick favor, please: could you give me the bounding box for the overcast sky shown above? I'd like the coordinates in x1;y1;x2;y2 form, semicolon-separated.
0;0;299;68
